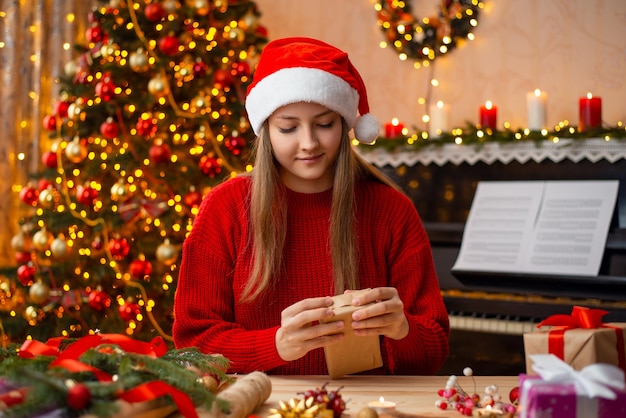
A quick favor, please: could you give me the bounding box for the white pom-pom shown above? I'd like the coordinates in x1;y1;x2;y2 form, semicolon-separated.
353;113;380;144
463;367;473;376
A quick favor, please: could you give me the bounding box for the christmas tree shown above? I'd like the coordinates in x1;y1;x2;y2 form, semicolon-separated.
5;0;268;345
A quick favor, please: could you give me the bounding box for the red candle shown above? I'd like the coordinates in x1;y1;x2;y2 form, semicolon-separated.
578;93;602;132
384;118;404;138
479;101;498;130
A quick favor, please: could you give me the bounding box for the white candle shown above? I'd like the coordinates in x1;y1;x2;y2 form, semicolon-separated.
367;397;396;414
428;100;450;138
526;89;548;131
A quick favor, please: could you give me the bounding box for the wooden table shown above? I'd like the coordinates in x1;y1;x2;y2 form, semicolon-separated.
256;375;520;417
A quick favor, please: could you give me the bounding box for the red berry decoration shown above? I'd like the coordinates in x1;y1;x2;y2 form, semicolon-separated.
129;258;152;279
76;184;99;206
119;302;141;321
199;155;222;177
144;3;165;22
509;386;519;404
300;383;346;418
149;143;172;164
108;237;130;260
42;151;58;169
100;117;119;139
88;289;111;311
136;117;157;137
224;136;246;156
42;114;57;131
158;34;179;55
67;383;91;410
19;185;39;206
17;264;36;286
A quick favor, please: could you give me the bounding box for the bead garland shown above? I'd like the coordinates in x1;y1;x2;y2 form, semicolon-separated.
375;0;483;67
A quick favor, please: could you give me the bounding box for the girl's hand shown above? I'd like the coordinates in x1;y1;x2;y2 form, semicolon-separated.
275;296;345;362
348;287;409;340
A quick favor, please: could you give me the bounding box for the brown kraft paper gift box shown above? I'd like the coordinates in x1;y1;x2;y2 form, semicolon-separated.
320;289;383;378
523;306;626;377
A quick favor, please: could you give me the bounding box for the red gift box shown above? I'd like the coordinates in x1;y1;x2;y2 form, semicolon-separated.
519;354;626;418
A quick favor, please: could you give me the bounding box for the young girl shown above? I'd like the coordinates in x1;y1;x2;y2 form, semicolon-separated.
173;37;450;375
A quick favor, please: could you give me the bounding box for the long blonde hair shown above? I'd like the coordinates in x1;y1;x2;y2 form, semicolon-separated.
240;120;399;302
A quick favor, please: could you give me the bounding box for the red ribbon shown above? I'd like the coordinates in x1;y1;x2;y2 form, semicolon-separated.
17;334;198;415
537;306;626;373
118;198;168;222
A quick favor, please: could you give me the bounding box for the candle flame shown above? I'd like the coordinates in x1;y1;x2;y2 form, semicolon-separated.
379;397;385;403
391;118;399;126
485;100;493;109
587;92;593;99
436;100;444;108
534;89;541;96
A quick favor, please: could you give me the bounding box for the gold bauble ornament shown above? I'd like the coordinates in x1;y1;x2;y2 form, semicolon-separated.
129;49;150;72
148;75;170;97
193;0;210;16
33;228;53;251
25;305;39;320
156;239;179;265
101;41;118;59
50;236;70;259
11;231;28;251
38;187;56;208
64;60;78;77
67;100;84;121
163;0;181;13
29;280;50;304
111;180;131;201
65;137;88;163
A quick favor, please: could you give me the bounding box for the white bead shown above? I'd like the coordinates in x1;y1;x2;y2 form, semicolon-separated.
462;367;473;376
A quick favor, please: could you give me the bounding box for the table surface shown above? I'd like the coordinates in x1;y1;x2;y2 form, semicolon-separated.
255;375;520;418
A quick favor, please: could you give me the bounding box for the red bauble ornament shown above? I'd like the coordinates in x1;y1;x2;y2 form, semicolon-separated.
213;68;233;88
42;114;57;131
119;302;141;321
158;35;179;55
232;61;250;77
145;3;165;22
509;386;519;403
199;155;222;178
129;258;153;279
19;186;39;206
95;77;116;102
67;383;92;410
54;100;70;118
15;251;32;265
149;143;172;164
100;118;119;139
86;25;105;43
38;178;53;191
88;289;111;311
224;136;246;156
108;237;130;260
184;190;203;207
256;25;268;37
76;184;99;206
41;151;58;169
17;264;36;286
136;117;157;137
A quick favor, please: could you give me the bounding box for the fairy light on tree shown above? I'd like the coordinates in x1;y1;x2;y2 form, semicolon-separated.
6;0;268;344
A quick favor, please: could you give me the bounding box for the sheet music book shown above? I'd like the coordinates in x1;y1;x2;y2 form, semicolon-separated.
452;180;619;277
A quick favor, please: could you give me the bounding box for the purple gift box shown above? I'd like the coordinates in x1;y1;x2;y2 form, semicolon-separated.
519;354;626;418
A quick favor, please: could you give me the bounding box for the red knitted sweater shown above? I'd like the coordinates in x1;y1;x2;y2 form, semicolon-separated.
173;176;449;375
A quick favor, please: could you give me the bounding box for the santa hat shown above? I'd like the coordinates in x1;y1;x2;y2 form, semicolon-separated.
245;37;380;144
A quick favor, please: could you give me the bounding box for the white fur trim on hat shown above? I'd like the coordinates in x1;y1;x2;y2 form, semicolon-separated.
245;67;359;137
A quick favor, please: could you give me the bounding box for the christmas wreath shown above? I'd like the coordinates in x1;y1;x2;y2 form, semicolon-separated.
375;0;483;65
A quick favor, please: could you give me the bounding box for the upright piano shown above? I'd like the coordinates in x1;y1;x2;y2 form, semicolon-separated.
361;139;626;375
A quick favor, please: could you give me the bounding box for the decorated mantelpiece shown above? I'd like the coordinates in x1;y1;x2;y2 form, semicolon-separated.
0;334;271;418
